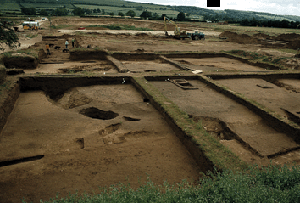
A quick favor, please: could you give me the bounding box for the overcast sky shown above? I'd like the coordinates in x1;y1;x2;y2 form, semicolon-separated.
128;0;300;16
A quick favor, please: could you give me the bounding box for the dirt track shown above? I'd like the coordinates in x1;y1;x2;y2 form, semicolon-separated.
1;17;300;203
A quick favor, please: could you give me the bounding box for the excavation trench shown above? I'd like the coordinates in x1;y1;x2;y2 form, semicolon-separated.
0;76;212;203
146;75;300;165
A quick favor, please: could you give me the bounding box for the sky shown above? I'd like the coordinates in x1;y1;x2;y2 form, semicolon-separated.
128;0;300;16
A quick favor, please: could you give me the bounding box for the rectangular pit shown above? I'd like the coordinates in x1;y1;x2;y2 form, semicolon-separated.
214;77;300;127
147;76;300;166
0;76;209;203
163;52;281;70
172;57;265;72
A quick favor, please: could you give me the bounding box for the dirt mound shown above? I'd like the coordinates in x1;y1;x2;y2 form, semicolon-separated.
52;88;92;109
275;33;300;42
219;31;238;39
135;33;149;37
253;33;270;39
287;40;300;49
219;31;258;44
3;53;38;69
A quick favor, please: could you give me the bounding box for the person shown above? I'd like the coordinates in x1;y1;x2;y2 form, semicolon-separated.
46;43;50;55
65;40;69;49
71;38;75;48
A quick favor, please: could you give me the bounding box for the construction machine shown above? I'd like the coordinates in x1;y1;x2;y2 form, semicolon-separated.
164;17;205;40
164;17;190;40
23;21;39;30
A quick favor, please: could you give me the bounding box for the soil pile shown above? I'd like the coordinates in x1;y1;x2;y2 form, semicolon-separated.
274;33;300;42
253;33;270;40
219;31;258;44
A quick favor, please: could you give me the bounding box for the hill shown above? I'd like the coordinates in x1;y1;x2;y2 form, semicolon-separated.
0;0;300;22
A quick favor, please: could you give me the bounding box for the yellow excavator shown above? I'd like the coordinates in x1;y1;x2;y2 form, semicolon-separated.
164;16;188;39
164;16;205;40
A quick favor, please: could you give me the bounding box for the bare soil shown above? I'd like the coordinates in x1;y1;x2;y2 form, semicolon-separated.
151;80;300;164
0;86;200;203
2;17;300;203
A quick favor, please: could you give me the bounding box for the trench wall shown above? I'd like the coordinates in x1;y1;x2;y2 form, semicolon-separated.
3;49;46;70
163;52;282;70
69;49;108;61
0;78;19;134
0;65;6;84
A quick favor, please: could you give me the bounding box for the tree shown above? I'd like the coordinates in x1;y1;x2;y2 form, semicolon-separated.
21;8;36;15
53;8;68;16
0;21;19;51
72;8;84;16
140;11;152;19
152;13;159;20
119;12;125;17
126;10;136;18
177;12;186;21
39;9;48;16
109;12;114;16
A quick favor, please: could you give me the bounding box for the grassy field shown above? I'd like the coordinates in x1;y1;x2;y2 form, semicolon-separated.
24;165;300;203
20;3;75;9
74;4;179;18
194;22;300;36
73;0;169;10
0;3;20;11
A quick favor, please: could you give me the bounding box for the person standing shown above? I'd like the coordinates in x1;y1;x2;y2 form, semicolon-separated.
65;40;69;49
71;38;75;48
46;43;50;55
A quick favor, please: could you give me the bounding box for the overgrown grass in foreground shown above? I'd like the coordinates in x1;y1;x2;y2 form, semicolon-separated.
86;24;153;31
31;165;300;203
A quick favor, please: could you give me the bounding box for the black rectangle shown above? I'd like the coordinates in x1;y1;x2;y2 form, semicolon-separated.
207;0;220;7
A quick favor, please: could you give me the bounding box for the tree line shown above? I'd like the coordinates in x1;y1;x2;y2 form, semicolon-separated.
240;18;300;29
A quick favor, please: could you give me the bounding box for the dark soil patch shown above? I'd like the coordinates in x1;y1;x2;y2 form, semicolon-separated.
79;107;119;120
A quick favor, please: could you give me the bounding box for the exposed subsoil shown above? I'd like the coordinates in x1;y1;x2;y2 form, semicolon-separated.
121;59;178;73
0;86;201;203
216;78;300;121
2;17;300;202
173;57;264;72
151;80;300;164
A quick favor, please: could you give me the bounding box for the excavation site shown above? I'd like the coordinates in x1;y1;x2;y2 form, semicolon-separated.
1;16;300;203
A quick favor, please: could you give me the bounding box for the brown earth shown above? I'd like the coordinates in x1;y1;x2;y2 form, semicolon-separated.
2;17;300;203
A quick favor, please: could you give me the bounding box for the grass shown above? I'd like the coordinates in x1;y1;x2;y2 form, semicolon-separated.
24;33;38;38
225;50;289;70
276;48;298;54
16;49;39;59
86;24;153;31
198;23;300;36
24;165;300;203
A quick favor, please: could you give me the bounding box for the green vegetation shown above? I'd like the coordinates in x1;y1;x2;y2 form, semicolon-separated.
226;50;289;69
21;7;36;15
24;165;300;203
0;20;19;50
16;49;39;59
276;48;298;54
86;24;153;31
